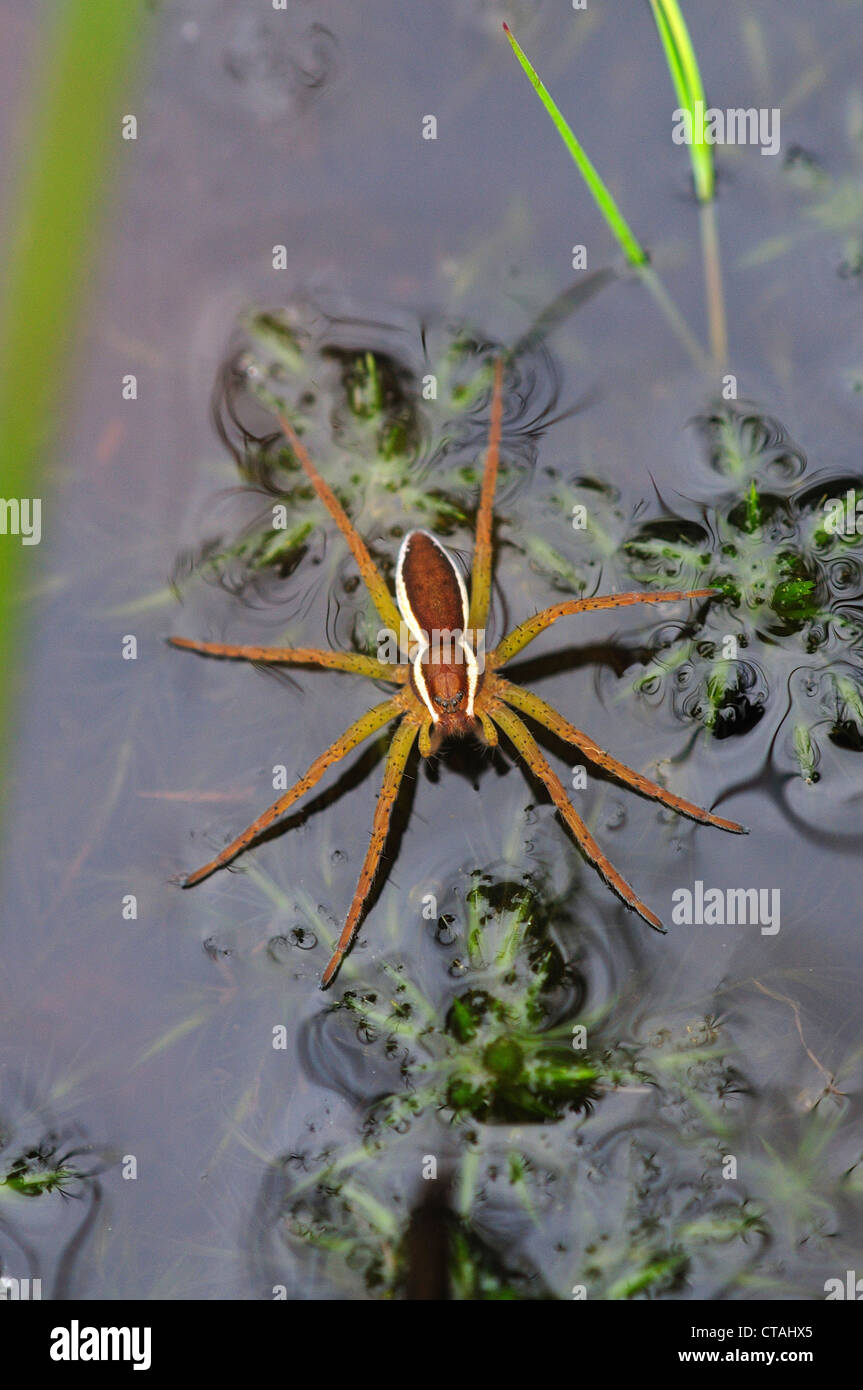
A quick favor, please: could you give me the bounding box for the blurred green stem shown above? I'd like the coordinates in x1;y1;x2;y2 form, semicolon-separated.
0;1;152;832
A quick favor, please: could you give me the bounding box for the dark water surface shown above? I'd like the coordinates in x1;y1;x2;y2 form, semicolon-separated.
2;0;863;1299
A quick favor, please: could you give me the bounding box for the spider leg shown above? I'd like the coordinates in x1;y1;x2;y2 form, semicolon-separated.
418;717;434;759
467;357;505;634
179;695;407;888
491;588;718;668
477;709;499;746
321;715;420;988
166;636;407;683
276;409;403;635
487;699;664;931
493;676;747;833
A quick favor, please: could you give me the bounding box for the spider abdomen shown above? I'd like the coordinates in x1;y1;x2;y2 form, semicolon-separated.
397;529;465;634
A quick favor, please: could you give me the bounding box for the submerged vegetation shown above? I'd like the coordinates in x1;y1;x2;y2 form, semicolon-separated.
257;874;862;1299
624;403;863;750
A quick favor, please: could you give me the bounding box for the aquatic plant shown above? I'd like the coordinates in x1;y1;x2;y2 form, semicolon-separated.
258;876;771;1299
622;402;863;749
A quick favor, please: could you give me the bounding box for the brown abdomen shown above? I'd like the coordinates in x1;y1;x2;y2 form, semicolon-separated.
397;531;467;636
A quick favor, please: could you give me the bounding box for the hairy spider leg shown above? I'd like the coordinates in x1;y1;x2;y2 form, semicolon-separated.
321;714;420;988
166;637;407;683
491;588;719;668
276;410;403;635
180;695;407;887
487;699;664;931
467;356;505;634
492;675;747;833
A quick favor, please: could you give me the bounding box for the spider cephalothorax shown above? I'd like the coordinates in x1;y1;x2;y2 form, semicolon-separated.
169;359;746;987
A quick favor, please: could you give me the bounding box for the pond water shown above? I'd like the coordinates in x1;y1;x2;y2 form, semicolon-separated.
2;0;863;1299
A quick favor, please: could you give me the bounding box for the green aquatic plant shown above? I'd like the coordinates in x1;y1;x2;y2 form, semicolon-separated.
502;23;647;269
343;876;598;1127
831;672;863;746
648;0;726;364
1;1150;79;1199
264;880;768;1299
781;665;863;783
648;0;713;204
266;873;593;1296
252;922;863;1300
626;506;820;637
621;403;863;743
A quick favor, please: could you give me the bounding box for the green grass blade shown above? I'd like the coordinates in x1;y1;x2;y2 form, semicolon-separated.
0;2;152;835
649;1;726;364
502;23;647;267
648;0;714;203
502;22;709;369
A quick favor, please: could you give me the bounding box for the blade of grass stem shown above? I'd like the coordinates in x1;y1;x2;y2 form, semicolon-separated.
502;23;647;268
649;0;727;365
502;22;709;371
648;0;714;202
698;198;728;368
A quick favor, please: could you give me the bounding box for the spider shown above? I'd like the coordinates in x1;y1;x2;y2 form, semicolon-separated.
169;359;746;987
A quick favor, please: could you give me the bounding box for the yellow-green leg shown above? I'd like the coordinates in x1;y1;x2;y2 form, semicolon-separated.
276;410;403;635
493;676;746;833
488;699;664;931
321;715;420;987
180;695;407;887
167;635;406;683
491;588;718;668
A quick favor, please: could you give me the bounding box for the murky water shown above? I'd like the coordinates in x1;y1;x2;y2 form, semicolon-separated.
2;0;863;1299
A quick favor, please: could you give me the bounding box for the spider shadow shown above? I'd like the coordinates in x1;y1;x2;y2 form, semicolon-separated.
500;638;651;690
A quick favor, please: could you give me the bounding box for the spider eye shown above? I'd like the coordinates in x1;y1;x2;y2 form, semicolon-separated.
434;691;464;712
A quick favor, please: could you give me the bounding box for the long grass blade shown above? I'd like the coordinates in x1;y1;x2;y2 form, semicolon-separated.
649;0;727;365
502;22;709;370
648;0;714;202
503;23;647;268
